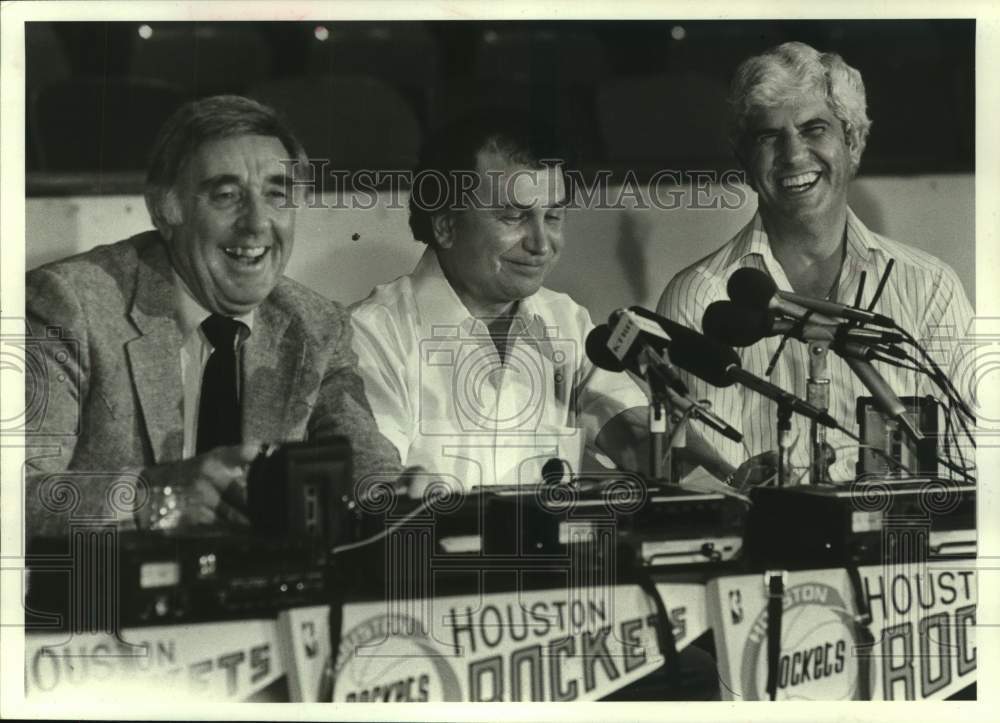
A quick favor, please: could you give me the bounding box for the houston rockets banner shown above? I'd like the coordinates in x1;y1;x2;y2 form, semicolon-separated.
282;582;708;702
708;561;976;700
25;618;285;701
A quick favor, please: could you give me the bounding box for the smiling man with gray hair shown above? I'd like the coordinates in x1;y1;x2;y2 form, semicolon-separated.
659;41;973;482
25;95;401;536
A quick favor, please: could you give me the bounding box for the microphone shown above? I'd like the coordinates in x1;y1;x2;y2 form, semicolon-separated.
610;304;752;380
667;329;840;428
585;325;627;372
615;305;709;345
605;307;673;357
728;267;895;328
607;307;740;388
641;346;743;443
606;309;695;394
585;323;742;442
541;457;572;485
702;300;904;359
586;324;689;395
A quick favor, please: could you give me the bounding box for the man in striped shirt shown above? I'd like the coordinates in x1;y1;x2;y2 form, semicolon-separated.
659;42;974;483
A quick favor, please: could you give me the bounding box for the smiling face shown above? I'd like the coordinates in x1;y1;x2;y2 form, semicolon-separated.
160;134;297;316
739;91;860;226
434;149;568;318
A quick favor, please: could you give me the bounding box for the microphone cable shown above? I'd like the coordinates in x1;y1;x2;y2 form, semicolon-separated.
888;328;977;479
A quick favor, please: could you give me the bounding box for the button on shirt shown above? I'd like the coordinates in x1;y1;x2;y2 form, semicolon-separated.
174;272;253;459
658;209;974;483
350;248;648;489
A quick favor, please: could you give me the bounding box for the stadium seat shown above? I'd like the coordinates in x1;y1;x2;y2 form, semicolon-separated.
128;23;273;95
247;75;421;176
435;80;605;166
459;28;610;164
31;77;188;172
25;24;72;95
25;24;74;171
473;27;609;86
597;72;731;168
304;21;440;120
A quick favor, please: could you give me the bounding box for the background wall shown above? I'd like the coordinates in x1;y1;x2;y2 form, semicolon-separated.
26;174;975;324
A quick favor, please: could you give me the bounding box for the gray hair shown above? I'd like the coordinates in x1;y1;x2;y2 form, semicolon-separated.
145;95;309;228
728;42;872;167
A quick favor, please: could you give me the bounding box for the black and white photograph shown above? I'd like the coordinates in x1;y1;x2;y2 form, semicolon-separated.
1;2;996;720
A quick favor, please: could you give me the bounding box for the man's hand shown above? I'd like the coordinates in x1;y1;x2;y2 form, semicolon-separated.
595;406;650;474
399;466;464;501
136;442;261;530
730;451;778;493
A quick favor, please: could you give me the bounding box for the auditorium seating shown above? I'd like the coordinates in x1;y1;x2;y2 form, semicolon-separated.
247;75;421;176
472;26;610;86
481;28;609;162
128;23;273;95
429;28;612;163
25;24;72;171
30;77;189;172
22;20;975;191
25;24;72;96
596;72;732;169
304;22;440;123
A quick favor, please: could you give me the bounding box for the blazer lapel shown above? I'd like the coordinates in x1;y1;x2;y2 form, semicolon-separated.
126;238;185;463
242;299;300;444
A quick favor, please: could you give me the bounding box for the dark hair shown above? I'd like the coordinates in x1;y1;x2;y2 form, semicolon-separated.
408;108;575;245
145;94;308;192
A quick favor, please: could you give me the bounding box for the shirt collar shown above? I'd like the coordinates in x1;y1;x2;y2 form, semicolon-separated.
843;206;886;261
727;207;886;274
410;247;547;341
723;212;787;286
172;269;255;340
728;211;774;266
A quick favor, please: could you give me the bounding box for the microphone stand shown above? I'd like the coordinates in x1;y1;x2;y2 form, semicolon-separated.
807;341;833;484
643;360;672;484
777;401;794;486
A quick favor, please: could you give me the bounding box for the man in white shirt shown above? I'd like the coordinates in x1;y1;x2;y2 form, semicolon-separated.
659;42;974;481
351;112;650;489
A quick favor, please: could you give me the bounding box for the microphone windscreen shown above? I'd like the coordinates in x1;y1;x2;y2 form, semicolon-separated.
727;267;776;309
668;331;740;388
541;457;570;485
626;306;692;340
702;300;769;347
585;325;625;372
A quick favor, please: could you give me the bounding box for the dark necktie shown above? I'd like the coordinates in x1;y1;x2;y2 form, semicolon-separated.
197;314;245;454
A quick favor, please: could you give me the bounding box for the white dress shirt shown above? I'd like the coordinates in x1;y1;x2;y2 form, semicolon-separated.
659;208;974;482
350;248;649;489
173;272;254;458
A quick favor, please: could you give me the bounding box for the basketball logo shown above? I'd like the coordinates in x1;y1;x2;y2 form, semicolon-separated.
333;613;462;702
739;583;875;700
